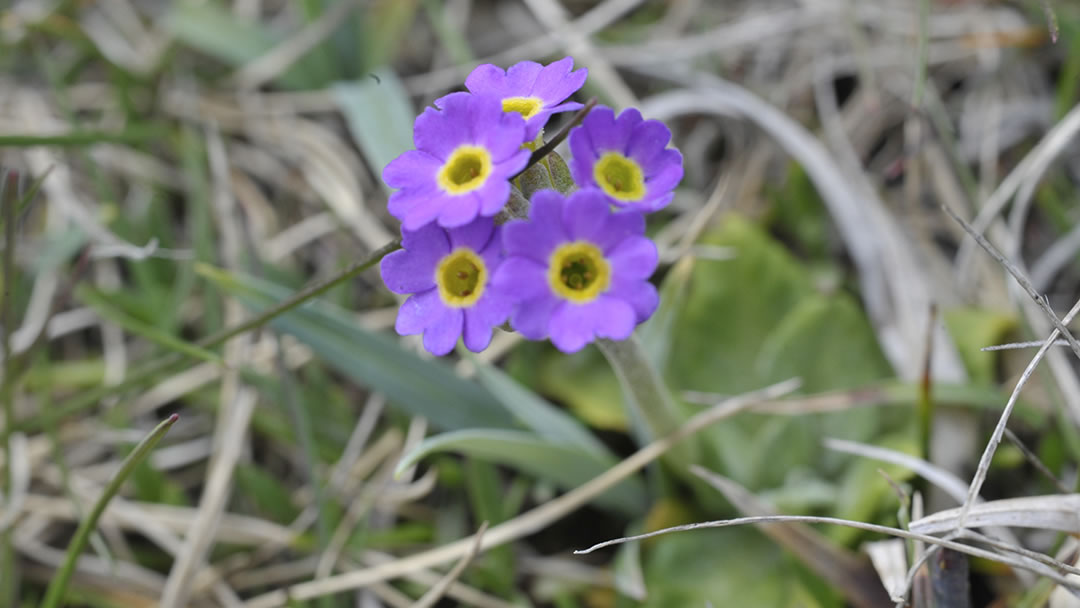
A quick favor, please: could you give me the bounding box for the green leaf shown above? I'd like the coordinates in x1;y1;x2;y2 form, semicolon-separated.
395;429;646;514
201;267;516;431
641;527;798;606
943;307;1016;384
334;70;416;191
472;360;611;457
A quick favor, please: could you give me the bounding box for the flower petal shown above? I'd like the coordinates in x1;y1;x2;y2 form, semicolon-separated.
435;194;482;229
505;61;544;92
562;189;614;242
447;217;495;251
511;295;561;340
479;112;527;161
422;306;463;356
397;189;455;230
380;228;446;294
607;277;659;323
596;210;646;252
608;236;658;280
531;57;587;103
462;295;511;352
395;289;443;335
473;178;511;218
413;105;462;161
492;257;548;301
382;150;442;189
503;191;566;260
568;125;598;186
465;64;508;96
548;297;635;353
625;119;672;165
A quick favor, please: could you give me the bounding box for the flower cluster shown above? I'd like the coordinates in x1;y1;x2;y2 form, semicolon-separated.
380;57;683;355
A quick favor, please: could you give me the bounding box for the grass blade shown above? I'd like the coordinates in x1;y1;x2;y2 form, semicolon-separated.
40;413;179;608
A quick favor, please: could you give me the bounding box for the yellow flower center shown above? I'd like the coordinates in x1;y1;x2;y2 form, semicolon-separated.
593;152;645;202
502;96;543;120
436;248;486;308
548;242;611;303
437;146;493;194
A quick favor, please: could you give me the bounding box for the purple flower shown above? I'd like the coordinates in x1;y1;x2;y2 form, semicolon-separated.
384;93;529;231
493;189;659;353
381;217;512;356
569;106;683;212
453;57;588;141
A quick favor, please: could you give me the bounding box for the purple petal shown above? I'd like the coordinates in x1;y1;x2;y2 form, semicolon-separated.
503;191;567;260
380;227;447;294
435;194;481;229
395;289;443;335
625;120;673;165
464;64;508;96
548;297;635;353
383;150;442;189
608;278;659;323
511;295;561;340
579;106;620;153
568;126;598;186
505;61;544;92
632;191;674;213
479;112;528;162
531;57;587;103
645;149;684;180
608;236;658;280
447;217;495;251
465;95;506;142
492;257;548;301
397;190;454;230
422;306;464;356
413;106;462;161
473;178;511;218
596;211;646;252
462;293;511;351
562;189;613;242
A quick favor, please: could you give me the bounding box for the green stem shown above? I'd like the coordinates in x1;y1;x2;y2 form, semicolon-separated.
17;239;401;433
39;414;179;608
0;126;168;147
596;336;698;470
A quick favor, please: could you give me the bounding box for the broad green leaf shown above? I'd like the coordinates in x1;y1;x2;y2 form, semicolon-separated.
533;346;628;431
201;267;517;431
640;527;798;606
473;361;612;458
334;70;416;191
943;308;1017;384
396;429;646;514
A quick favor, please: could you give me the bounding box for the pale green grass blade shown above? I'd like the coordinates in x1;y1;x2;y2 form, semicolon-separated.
334;69;415;192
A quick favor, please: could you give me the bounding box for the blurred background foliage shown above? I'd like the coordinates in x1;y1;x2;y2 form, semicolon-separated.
2;0;1080;606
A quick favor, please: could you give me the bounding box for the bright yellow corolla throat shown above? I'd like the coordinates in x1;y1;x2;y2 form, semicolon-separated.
502;96;543;120
548;242;611;304
438;146;493;194
594;152;645;202
436;248;487;307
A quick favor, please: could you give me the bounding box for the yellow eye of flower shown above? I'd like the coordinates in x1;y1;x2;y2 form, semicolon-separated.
593;152;645;202
548;242;611;303
502;96;543;120
436;248;487;307
438;146;493;194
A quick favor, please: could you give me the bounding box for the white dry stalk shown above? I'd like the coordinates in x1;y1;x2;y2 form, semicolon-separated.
912;495;1080;536
954;295;1080;532
411;522;489;608
573;513;1080;593
240;379;801;608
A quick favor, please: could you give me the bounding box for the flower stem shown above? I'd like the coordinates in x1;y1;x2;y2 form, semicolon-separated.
17;239;402;432
40;413;179;608
597;336;699;469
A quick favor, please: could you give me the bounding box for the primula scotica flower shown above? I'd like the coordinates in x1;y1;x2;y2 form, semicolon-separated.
569;106;683;212
455;57;588;140
381;218;511;356
384;93;529;230
493;189;658;353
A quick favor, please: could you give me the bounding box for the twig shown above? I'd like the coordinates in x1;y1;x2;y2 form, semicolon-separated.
511;98;597;181
1003;428;1071;494
941;202;1080;362
39;414;179;608
411;522;489;608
